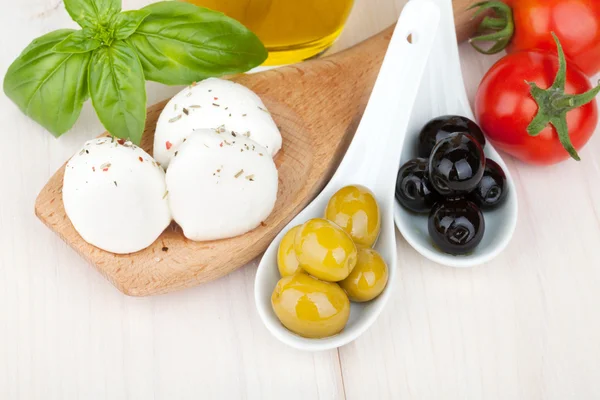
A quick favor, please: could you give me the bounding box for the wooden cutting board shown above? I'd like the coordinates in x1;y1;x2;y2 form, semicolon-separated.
35;0;483;296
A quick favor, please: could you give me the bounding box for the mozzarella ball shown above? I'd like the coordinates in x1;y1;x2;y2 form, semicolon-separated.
166;129;278;241
63;138;172;254
154;78;281;168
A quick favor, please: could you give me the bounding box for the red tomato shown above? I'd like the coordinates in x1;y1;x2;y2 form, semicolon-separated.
475;50;598;165
508;0;600;76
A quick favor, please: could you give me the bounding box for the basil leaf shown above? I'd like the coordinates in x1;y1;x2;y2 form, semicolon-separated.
53;29;102;53
3;29;91;136
64;0;121;28
111;10;150;40
89;40;146;144
128;1;267;85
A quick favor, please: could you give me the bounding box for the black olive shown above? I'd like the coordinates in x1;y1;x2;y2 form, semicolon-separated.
428;133;485;196
428;198;484;255
395;158;442;213
470;159;508;209
417;115;486;157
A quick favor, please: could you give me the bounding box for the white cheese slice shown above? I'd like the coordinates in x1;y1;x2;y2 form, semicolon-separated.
63;138;172;254
154;77;281;168
166;129;278;241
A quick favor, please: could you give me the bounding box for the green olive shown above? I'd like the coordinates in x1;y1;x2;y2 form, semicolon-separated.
277;226;302;277
324;185;381;247
339;248;388;302
271;273;350;338
294;218;357;282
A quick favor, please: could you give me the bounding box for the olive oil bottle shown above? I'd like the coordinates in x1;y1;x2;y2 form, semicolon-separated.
185;0;354;65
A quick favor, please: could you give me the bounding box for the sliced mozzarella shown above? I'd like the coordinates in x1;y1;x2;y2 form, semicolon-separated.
154;77;281;168
63;138;171;254
166;129;278;241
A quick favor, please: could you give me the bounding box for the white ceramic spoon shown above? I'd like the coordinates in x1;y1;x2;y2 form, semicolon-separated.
254;0;441;351
393;0;518;267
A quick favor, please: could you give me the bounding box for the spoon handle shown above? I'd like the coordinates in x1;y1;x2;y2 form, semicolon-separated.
427;0;473;119
330;0;440;194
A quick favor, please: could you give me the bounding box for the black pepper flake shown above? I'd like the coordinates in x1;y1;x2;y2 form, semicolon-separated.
174;151;178;157
208;89;212;92
162;246;169;252
225;107;229;110
212;103;220;107
229;113;232;117
231;132;237;137
242;114;247;117
183;108;189;115
169;114;182;123
234;169;244;178
114;181;118;187
85;149;89;154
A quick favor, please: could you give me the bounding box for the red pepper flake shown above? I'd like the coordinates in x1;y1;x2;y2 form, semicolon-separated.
92;166;96;172
117;138;125;145
166;141;173;150
100;162;112;172
214;97;218;100
138;156;143;162
219;142;223;147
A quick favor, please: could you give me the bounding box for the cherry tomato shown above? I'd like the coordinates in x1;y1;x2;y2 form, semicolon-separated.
475;50;598;165
471;0;600;76
508;0;600;77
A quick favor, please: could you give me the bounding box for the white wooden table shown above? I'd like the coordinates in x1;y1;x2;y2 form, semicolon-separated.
2;1;600;399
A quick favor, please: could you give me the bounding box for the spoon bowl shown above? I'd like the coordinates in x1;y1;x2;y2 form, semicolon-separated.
393;0;518;267
254;0;441;351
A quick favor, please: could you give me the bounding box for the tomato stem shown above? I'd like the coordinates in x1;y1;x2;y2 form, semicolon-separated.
526;33;600;161
469;1;514;55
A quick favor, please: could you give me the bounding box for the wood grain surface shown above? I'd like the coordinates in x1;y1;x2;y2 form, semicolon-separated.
2;0;600;399
34;0;480;296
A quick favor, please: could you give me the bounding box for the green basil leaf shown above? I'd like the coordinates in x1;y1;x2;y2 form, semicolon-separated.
53;29;102;53
3;29;91;137
111;10;150;40
64;0;121;28
128;1;267;85
89;40;146;144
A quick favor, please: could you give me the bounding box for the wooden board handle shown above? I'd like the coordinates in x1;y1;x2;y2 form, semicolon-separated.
453;0;482;42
